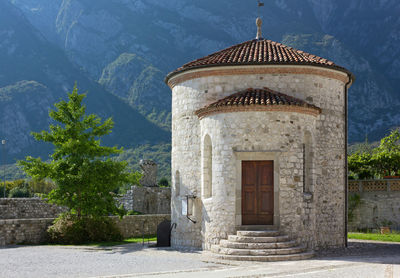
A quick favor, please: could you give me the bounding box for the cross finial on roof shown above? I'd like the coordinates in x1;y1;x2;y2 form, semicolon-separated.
256;17;263;40
256;1;264;40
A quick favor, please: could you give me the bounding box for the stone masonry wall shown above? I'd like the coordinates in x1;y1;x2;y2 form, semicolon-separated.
116;189;135;211
139;160;158;187
348;180;400;231
200;111;318;249
171;79;204;249
171;66;347;250
0;215;170;246
0;198;67;219
112;214;171;238
130;186;170;214
117;186;171;214
0;218;54;246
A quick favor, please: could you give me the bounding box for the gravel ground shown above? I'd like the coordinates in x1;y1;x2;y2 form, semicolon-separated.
0;243;222;278
0;240;399;278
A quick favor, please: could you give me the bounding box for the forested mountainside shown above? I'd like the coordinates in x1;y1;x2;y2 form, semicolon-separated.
2;0;399;178
1;0;170;165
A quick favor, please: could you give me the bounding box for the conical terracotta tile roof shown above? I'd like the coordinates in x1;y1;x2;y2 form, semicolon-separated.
165;38;353;82
195;87;321;118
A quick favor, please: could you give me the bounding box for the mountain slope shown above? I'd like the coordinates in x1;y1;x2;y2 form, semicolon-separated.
5;0;400;149
99;53;171;129
0;0;169;162
0;81;54;156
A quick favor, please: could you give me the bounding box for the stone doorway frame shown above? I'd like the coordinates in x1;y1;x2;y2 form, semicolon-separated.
234;150;281;227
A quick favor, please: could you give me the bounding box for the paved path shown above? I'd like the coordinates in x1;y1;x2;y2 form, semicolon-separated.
0;240;399;278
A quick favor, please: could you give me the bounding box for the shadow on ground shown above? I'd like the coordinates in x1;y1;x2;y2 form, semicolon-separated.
315;239;400;265
4;239;400;265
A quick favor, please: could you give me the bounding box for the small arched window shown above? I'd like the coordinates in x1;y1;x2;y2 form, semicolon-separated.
303;131;313;193
202;134;212;198
174;170;180;197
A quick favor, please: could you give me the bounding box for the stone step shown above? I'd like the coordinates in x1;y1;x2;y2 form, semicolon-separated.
237;230;280;237
228;235;290;243
236;225;278;231
249;247;305;256
219;239;297;249
211;245;305;256
214;251;314;262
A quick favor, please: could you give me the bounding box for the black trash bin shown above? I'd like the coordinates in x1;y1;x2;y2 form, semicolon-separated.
156;219;172;247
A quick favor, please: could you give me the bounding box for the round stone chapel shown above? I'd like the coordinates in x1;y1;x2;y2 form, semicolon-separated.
165;19;354;260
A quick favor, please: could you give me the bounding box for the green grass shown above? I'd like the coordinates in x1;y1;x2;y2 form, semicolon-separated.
87;235;157;247
348;232;400;242
18;235;157;247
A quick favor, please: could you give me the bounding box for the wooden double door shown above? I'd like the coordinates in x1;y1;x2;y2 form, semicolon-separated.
242;161;274;225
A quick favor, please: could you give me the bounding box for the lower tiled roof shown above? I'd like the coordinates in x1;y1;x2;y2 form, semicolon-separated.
195;87;322;118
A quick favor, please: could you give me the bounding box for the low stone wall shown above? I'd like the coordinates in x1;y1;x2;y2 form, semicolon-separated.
0;198;67;219
118;186;171;214
0;218;54;246
348;180;400;231
112;214;171;238
0;215;170;246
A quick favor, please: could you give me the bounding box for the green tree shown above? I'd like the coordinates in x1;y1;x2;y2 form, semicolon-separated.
372;129;400;177
19;85;138;218
8;182;31;198
348;134;375;155
348;151;373;179
28;179;56;195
